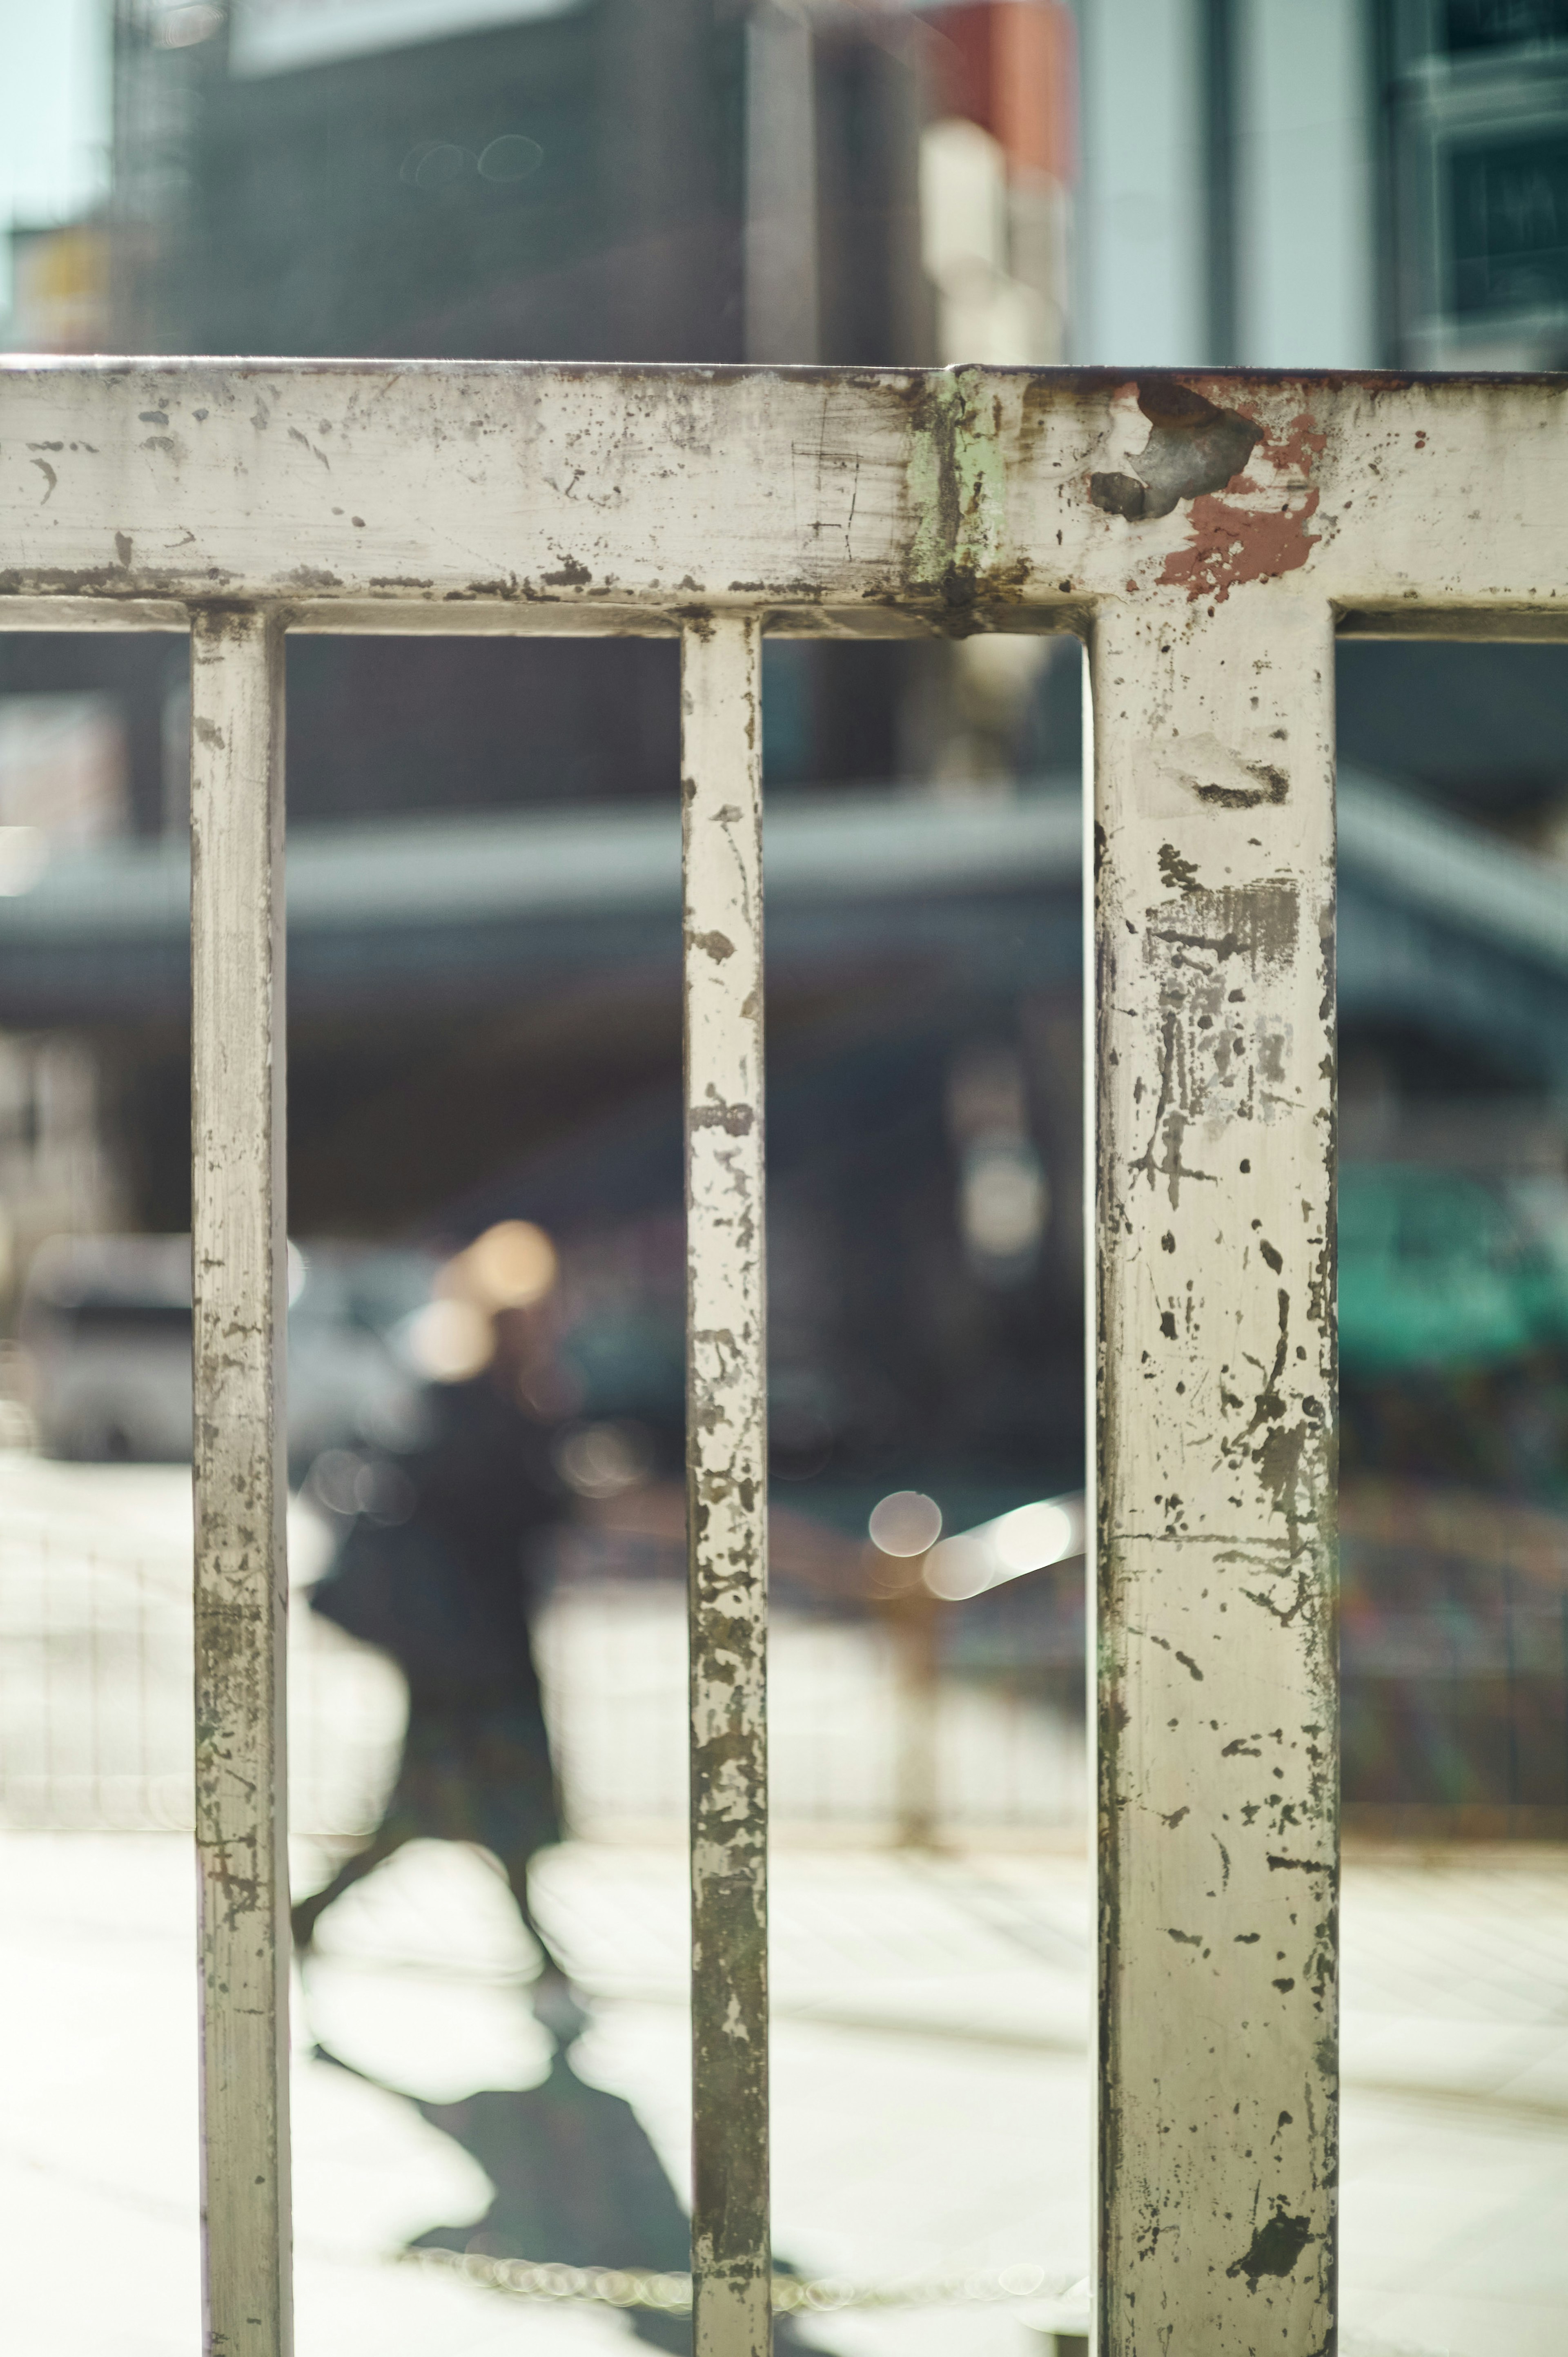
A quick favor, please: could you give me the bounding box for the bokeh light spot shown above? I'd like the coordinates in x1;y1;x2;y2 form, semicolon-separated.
479;135;545;183
402;142;470;191
403;1297;494;1383
868;1490;942;1558
461;1220;558;1311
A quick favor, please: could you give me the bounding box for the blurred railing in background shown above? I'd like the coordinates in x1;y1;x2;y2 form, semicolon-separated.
0;1461;401;1835
1341;1477;1568;1838
541;1521;1088;1844
0;1458;1090;1845
8;1452;1568;1847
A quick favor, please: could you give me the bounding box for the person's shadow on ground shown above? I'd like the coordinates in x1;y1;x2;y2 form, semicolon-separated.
314;2041;831;2355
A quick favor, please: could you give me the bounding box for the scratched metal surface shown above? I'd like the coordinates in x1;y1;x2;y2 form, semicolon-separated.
189;611;293;2357
5;359;1568;2357
1090;591;1338;2352
0;361;1566;635
681;618;771;2357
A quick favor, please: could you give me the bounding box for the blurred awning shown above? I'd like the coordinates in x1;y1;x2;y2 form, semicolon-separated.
1336;770;1568;1088
0;768;1566;1086
0;782;1083;1024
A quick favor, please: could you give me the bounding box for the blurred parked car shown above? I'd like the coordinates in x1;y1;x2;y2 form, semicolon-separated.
20;1235;437;1469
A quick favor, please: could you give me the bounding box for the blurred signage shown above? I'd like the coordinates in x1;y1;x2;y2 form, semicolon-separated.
927;0;1076;184
0;696;129;846
1451;129;1568;322
229;0;584;78
7;225;110;355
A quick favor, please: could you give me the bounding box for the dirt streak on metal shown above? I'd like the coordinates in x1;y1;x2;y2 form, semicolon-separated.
188;604;292;2357
682;615;770;2357
1091;589;1336;2354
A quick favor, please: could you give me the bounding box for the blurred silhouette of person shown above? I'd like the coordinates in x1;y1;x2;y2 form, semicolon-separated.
299;1226;837;2348
295;1220;584;2036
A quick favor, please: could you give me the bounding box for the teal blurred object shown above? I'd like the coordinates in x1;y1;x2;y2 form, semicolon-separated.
1339;1166;1568;1376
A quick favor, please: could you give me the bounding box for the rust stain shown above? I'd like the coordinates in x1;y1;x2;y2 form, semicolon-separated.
687;927;735;963
1157;843;1201;893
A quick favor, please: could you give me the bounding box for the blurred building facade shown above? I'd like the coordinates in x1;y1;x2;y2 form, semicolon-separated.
1;0;1094;1521
1079;0;1568;375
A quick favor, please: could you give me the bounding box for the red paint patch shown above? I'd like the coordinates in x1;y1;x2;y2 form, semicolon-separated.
1271;410;1327;478
1159;408;1323;603
1160;489;1321;603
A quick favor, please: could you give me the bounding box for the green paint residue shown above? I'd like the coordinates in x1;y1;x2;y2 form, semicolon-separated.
908;368;1007;594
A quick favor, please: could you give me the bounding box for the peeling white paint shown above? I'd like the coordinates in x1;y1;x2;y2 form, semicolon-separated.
1;363;1565;638
1091;592;1336;2356
189;609;292;2357
683;615;770;2357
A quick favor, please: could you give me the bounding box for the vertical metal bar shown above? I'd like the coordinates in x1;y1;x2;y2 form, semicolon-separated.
1089;592;1337;2355
90;1542;102;1820
42;1530;54;1814
138;1554;151;1827
189;607;292;2357
0;1523;8;1818
681;613;770;2357
1446;1578;1463;1820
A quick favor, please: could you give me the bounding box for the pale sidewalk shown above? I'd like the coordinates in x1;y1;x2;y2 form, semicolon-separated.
5;1827;1568;2355
2;1458;1566;2353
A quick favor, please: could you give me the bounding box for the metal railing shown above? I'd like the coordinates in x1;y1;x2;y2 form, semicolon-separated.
3;355;1565;2356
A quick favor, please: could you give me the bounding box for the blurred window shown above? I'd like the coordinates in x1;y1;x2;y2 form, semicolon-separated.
1441;1;1568;52
1390;0;1568;363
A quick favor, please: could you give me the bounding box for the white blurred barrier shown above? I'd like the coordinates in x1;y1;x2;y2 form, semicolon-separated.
0;1458;403;1836
0;1458;1085;1844
538;1578;1086;1842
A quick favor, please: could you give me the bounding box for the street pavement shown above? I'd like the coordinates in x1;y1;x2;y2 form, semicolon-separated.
4;1826;1568;2354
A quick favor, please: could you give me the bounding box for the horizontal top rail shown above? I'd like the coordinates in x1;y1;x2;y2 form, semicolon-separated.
1;360;1566;635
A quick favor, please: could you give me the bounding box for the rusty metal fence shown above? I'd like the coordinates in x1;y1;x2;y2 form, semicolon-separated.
2;356;1564;2357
